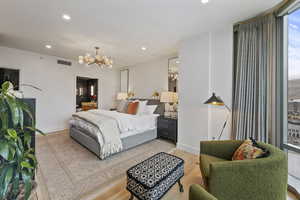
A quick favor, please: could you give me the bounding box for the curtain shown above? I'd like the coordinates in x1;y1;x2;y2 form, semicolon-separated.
232;14;283;144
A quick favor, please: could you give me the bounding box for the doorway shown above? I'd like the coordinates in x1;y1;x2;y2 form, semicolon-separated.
76;76;98;112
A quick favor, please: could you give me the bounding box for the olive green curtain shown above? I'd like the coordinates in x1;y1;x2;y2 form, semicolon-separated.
232;14;283;145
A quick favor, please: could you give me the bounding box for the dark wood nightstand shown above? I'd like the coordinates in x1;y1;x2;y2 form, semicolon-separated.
157;116;178;144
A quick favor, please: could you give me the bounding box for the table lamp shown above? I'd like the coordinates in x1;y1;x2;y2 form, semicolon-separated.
161;92;177;117
117;92;128;100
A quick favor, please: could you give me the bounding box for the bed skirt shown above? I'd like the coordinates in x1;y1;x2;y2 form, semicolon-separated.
69;126;158;159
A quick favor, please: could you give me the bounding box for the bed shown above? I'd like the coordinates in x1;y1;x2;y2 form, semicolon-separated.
69;99;164;159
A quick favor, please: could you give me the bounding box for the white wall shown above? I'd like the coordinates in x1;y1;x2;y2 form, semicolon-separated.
209;28;233;140
177;27;233;154
177;33;211;154
0;46;120;133
128;57;169;98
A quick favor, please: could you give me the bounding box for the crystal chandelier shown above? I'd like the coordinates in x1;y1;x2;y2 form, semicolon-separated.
78;47;113;68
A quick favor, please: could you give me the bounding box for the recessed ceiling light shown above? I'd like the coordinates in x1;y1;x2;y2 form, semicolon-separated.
62;14;71;21
176;61;180;64
141;46;147;51
45;44;52;49
201;0;210;4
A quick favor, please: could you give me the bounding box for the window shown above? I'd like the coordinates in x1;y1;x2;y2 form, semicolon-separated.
287;8;300;150
284;7;300;192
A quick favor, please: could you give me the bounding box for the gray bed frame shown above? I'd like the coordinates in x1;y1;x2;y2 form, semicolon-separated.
69;99;164;159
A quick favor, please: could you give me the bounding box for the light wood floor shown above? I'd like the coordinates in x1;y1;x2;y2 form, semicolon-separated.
93;150;298;200
94;151;201;200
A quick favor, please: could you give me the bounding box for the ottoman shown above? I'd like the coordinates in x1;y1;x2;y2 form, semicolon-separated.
126;152;184;200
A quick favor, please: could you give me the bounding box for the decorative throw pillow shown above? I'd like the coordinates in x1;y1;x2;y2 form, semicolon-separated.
145;105;158;114
249;138;270;158
136;100;148;115
117;100;128;113
232;138;269;161
127;101;139;115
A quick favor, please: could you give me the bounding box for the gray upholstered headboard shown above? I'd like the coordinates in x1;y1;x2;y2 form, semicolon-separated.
131;98;165;115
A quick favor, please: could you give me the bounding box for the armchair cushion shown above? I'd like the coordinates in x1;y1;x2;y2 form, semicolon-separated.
200;154;228;178
232;139;266;160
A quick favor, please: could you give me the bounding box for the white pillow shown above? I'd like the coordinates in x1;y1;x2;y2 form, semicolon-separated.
146;105;158;114
136;100;148;115
116;100;128;113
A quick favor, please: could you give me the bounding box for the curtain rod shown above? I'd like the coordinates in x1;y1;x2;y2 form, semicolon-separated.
234;0;291;26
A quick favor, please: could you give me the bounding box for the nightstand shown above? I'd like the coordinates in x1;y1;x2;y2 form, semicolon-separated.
157;116;178;144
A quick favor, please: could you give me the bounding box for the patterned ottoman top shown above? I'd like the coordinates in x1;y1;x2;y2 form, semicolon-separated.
127;152;184;189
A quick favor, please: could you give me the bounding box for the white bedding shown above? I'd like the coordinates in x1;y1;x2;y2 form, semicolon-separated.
89;109;159;133
120;129;156;139
70;109;159;138
72;111;122;159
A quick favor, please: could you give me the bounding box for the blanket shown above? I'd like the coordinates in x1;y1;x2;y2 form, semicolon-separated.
72;111;123;159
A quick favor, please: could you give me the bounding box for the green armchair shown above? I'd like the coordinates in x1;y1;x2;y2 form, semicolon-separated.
189;140;288;200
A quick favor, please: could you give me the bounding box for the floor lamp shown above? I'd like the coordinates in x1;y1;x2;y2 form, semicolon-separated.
204;93;231;140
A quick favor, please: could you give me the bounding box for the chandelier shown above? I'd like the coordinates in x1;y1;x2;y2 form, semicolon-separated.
78;47;113;68
168;68;178;81
169;72;178;81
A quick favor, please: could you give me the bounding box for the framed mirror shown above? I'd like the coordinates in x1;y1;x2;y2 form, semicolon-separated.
168;57;179;92
120;69;129;92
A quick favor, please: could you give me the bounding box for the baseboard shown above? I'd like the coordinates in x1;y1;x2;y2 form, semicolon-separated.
176;143;199;155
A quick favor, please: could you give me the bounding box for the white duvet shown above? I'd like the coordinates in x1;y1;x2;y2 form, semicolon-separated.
89;109;158;133
70;109;159;136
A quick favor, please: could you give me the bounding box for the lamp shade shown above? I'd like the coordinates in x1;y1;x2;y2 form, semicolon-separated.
160;92;176;103
173;93;178;103
128;91;135;98
204;93;224;106
117;92;128;100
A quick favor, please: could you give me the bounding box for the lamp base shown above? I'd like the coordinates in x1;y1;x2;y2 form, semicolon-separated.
164;111;177;119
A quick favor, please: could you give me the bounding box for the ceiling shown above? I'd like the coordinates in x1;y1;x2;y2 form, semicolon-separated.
0;0;282;67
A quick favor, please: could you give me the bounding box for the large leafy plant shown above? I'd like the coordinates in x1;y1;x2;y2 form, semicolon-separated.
0;81;43;200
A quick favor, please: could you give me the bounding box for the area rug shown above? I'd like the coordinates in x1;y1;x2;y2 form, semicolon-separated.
36;130;176;200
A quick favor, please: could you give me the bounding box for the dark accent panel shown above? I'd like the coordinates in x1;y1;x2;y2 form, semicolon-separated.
0;68;20;90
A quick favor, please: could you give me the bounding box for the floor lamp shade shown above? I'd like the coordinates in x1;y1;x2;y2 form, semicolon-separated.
204;93;224;106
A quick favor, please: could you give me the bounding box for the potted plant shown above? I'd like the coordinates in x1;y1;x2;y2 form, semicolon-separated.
0;81;43;200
